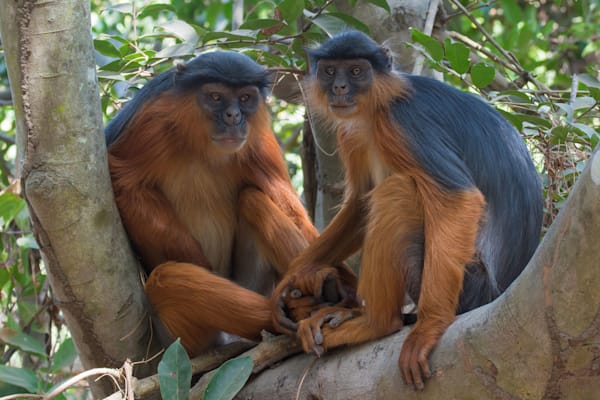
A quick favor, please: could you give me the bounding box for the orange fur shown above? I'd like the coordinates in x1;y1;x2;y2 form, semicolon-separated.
275;70;485;387
108;91;317;357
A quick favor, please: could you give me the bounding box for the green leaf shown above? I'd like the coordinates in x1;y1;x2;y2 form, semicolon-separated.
106;3;133;15
327;12;370;34
0;328;46;357
16;234;38;250
155;43;196;58
278;0;305;23
204;356;253;400
51;338;78;372
499;0;523;24
470;62;495;88
201;31;256;44
93;39;121;59
411;28;443;62
158;339;192;400
159;20;199;43
445;41;470;75
366;0;391;13
240;19;284;30
0;365;38;393
0;192;26;229
138;3;176;19
309;13;347;36
570;122;599;139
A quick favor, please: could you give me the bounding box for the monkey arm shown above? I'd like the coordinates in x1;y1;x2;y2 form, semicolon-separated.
238;186;315;275
114;184;211;270
270;196;364;334
398;183;485;389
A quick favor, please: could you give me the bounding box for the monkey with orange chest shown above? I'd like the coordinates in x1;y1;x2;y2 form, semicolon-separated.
104;51;355;357
272;31;543;390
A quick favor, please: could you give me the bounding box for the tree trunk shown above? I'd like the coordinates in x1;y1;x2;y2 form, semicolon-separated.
0;1;158;397
237;149;600;399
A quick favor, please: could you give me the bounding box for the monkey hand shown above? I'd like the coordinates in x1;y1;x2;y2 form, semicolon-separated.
398;323;439;391
271;264;358;335
297;306;360;356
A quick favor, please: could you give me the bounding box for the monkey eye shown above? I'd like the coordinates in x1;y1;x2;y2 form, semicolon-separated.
351;66;361;76
210;93;221;102
325;66;335;76
239;94;250;103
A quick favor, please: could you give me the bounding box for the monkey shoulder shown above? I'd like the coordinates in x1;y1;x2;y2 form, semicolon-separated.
388;74;532;192
105;70;176;147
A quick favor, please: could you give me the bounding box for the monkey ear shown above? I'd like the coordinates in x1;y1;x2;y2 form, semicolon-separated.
175;61;187;75
381;45;394;71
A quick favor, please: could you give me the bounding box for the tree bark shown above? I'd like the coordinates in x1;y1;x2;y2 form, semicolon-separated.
237;149;600;399
0;1;158;397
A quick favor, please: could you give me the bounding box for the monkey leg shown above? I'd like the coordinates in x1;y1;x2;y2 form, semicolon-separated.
297;174;423;356
145;262;273;358
399;185;485;390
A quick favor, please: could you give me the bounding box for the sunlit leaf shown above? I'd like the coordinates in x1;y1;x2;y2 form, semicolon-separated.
16;235;38;250
309;14;347;36
105;3;133;15
138;3;176;19
204;356;253;400
570;122;599;139
159;20;199;43
327;12;370;33
366;0;391;13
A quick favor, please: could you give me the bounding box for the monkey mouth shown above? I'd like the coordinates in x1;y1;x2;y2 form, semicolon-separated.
213;136;247;152
329;102;357;117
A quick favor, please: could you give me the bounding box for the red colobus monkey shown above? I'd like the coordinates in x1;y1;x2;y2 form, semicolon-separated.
272;31;542;390
105;51;323;357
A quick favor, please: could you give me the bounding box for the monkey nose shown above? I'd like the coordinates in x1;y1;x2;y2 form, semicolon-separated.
333;84;349;95
224;109;242;126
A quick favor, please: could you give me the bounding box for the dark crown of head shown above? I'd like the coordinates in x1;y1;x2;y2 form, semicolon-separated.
174;51;272;92
307;30;392;73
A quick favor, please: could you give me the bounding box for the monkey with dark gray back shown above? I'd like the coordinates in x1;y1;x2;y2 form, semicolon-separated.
271;31;542;390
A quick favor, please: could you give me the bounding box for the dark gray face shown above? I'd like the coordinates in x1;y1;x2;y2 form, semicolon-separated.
316;58;374;117
197;83;261;152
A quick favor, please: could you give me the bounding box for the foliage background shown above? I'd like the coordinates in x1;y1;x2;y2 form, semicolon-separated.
0;0;598;397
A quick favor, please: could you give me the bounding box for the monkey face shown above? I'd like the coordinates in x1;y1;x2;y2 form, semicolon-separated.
316;59;373;118
197;83;261;153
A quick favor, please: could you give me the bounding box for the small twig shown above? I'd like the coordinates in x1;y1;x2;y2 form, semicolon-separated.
447;31;521;76
412;0;441;76
569;74;579;106
447;0;550;92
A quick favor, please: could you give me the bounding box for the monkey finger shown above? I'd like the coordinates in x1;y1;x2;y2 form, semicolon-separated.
274;300;298;334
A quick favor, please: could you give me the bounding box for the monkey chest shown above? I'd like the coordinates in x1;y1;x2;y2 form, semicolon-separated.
160;168;238;278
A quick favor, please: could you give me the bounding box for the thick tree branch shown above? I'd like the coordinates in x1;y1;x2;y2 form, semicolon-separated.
0;1;159;397
237;149;600;399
